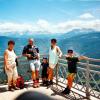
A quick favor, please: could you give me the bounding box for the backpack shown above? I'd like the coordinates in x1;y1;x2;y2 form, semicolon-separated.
16;75;24;89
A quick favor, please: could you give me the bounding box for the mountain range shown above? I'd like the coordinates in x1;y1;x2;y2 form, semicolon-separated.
0;29;100;59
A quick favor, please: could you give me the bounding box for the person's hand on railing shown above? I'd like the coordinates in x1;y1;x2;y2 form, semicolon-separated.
17;55;22;58
79;56;88;60
64;54;69;58
23;54;32;58
58;54;62;58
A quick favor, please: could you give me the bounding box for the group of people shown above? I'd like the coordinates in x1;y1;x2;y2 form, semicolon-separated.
4;38;88;95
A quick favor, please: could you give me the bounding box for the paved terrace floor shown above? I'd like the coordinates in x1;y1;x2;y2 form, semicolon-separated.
0;82;67;100
0;81;99;100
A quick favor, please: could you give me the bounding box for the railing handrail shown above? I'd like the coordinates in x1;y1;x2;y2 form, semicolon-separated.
0;54;100;62
0;54;100;69
62;55;100;62
59;58;100;68
0;54;100;61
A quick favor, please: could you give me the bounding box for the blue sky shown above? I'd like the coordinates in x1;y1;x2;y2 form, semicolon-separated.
0;0;100;35
0;0;100;23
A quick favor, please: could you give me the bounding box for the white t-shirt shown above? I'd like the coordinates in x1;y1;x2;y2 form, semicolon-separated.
5;49;17;67
49;46;59;65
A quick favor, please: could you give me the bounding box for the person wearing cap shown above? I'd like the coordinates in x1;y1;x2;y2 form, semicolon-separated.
4;40;19;91
22;38;40;88
47;39;62;86
61;49;88;94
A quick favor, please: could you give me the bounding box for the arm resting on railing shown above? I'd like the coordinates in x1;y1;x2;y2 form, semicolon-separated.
78;56;88;61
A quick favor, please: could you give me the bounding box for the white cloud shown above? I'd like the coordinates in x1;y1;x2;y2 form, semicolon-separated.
55;19;100;32
0;22;33;33
36;19;52;33
79;13;94;19
0;18;100;35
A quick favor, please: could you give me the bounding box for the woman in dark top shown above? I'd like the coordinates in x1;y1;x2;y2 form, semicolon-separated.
62;49;88;94
41;57;49;85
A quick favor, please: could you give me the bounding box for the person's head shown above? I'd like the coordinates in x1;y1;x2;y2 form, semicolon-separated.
43;57;48;63
67;49;73;56
51;39;57;46
28;38;34;45
8;40;15;50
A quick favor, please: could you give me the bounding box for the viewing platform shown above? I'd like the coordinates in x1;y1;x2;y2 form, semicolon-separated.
0;55;100;100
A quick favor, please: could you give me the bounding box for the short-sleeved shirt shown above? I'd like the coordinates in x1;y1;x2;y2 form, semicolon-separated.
22;45;39;60
66;57;79;73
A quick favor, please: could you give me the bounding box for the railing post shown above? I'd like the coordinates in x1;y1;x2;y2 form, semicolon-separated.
86;60;90;99
55;63;59;85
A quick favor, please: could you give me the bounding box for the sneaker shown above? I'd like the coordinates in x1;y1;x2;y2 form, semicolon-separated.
61;87;70;94
8;86;14;91
36;80;40;87
46;80;53;86
45;80;48;85
44;81;48;86
46;81;50;86
42;81;45;86
13;86;20;90
33;80;37;88
49;80;53;85
33;83;37;88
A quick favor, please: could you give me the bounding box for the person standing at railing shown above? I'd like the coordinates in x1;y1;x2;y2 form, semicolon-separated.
4;40;19;91
41;57;49;86
22;38;40;88
61;49;88;94
47;39;62;86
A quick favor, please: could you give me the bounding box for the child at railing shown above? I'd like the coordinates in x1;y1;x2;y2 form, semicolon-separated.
61;49;88;94
41;57;49;86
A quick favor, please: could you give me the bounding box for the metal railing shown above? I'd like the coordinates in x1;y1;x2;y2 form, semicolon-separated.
0;55;100;100
53;56;100;100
